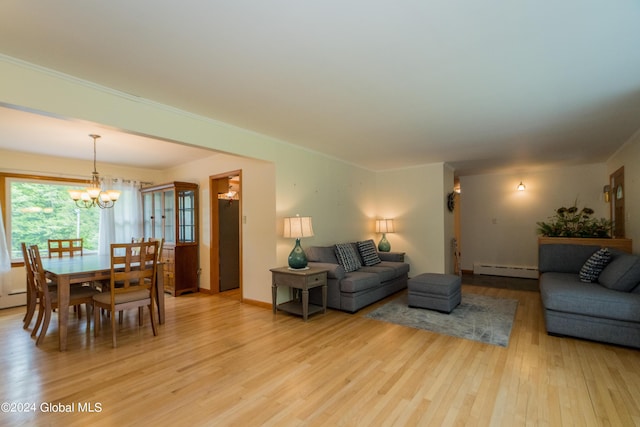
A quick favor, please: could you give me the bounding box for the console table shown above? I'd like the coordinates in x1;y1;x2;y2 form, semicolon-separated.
270;266;328;321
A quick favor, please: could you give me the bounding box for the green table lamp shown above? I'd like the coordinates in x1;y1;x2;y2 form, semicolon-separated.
283;215;314;269
376;218;395;252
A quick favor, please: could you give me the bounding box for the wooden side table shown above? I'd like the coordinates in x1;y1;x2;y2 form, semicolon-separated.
270;266;328;321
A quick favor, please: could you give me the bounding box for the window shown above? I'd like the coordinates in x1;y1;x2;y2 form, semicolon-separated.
2;175;100;261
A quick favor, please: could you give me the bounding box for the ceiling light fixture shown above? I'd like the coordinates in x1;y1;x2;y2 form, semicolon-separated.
68;134;120;209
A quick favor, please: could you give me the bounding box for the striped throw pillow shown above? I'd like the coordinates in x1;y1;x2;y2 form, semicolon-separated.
579;248;612;283
357;240;381;266
334;243;362;273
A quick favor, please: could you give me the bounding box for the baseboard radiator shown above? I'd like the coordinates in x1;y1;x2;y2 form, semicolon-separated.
473;263;538;279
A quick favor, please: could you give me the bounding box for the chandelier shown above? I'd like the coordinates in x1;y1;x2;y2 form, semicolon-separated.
68;134;121;209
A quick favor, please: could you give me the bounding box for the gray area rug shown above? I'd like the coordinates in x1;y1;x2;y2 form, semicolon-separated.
365;293;518;347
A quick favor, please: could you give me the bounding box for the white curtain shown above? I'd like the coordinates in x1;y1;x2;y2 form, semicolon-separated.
98;178;144;255
0;204;12;301
0;205;9;273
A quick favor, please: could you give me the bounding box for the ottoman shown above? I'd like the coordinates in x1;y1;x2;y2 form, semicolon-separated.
408;273;461;313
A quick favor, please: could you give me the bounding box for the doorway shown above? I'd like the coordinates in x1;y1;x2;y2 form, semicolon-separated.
210;171;242;300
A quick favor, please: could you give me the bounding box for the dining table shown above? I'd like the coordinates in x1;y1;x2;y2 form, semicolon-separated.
42;254;166;351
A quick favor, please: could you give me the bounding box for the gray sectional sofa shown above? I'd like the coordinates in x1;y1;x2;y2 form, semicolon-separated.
538;243;640;348
305;240;410;313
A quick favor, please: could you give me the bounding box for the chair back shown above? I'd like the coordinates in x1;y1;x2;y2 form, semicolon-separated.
21;243;37;296
110;240;158;300
48;238;83;258
148;237;164;263
27;245;51;300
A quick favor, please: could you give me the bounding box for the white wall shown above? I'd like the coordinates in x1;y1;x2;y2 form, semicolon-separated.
376;163;453;275
166;152;277;303
607;129;640;254
0;149;165;183
459;163;609;272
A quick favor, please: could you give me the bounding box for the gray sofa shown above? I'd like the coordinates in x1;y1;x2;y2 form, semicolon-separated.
538;243;640;348
305;240;410;313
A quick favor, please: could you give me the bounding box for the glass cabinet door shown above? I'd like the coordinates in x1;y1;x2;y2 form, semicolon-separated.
164;189;175;244
152;192;164;240
141;182;198;246
143;192;153;238
178;189;196;243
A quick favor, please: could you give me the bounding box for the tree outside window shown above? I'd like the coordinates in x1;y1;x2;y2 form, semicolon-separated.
9;180;100;259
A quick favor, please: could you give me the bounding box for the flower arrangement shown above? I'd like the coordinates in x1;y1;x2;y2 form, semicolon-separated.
536;201;613;238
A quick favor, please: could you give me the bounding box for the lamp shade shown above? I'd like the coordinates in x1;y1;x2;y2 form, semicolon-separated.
283;215;313;269
375;219;395;234
283;216;314;239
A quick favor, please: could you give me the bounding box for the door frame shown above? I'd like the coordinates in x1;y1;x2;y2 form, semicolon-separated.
209;170;243;299
610;166;625;238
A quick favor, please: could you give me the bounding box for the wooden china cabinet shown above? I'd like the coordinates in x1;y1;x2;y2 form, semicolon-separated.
141;181;199;296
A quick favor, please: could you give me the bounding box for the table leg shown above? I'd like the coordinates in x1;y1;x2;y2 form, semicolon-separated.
302;289;309;321
322;283;327;314
272;282;277;314
58;275;70;352
156;266;165;324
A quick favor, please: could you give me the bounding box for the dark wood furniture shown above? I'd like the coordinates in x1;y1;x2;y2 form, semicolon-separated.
141;181;199;296
271;266;328;321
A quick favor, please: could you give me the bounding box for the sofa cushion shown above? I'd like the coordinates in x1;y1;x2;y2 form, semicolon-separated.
358;265;397;282
538;244;600;274
339;271;381;293
305;246;339;264
579;248;611;283
307;262;346;280
335;243;362;273
377;261;410;276
357;239;381;266
540;272;640;323
598;252;640;292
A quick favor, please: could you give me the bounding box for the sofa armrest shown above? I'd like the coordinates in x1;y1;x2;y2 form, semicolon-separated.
307;262;346;280
379;252;405;262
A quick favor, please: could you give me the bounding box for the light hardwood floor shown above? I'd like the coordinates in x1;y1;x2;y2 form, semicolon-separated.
1;282;639;426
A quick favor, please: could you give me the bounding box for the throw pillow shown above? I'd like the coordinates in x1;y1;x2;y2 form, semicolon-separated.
357;239;381;266
334;243;362;273
578;248;611;283
598;252;640;292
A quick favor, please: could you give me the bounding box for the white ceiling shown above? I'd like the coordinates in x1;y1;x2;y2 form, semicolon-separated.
1;1;640;175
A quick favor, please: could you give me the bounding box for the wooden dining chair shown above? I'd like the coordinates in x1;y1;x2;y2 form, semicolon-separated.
27;245;99;346
148;237;164;263
48;238;83;258
21;242;39;330
22;242;62;330
93;240;159;348
48;238;94;318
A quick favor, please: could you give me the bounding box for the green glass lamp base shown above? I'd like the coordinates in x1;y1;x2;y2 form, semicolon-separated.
288;238;309;269
378;234;391;252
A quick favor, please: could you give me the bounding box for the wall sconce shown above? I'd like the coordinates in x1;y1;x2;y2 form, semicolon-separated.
603;185;611;203
517;182;526;191
375;219;395;252
283;215;314;269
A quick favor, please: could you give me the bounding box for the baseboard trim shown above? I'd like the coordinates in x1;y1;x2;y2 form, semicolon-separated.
242;298;271;310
